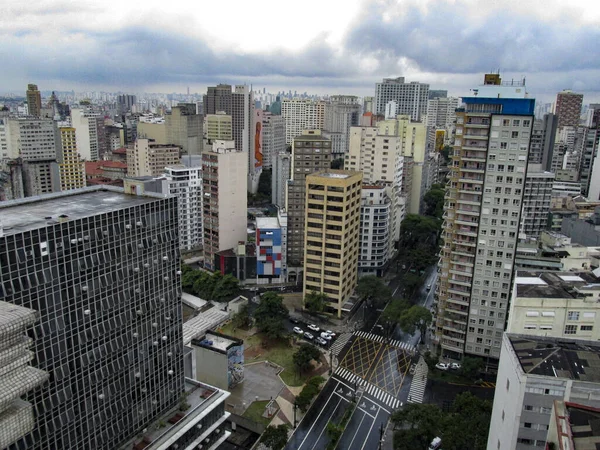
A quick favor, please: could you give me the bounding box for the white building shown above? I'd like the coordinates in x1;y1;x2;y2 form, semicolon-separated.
281;99;326;145
272;151;291;208
70;108;103;160
375;77;429;121
359;185;396;276
521;168;554;240
487;334;600;450
258;110;286;169
323;95;360;156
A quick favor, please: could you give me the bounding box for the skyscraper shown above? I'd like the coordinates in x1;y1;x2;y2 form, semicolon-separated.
434;76;535;360
555;90;584;128
303;170;362;317
0;186;184;450
202;141;248;271
57;127;86;191
165;104;203;156
323;95;361;156
374;77;429;121
257;110;286;169
281;99;326;145
26;84;42;118
272;151;291;208
70;108;106;161
116;94;136;116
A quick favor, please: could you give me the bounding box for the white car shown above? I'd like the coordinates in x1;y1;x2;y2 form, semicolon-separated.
320;332;332;341
449;362;461;370
293;327;303;335
304;332;314;340
324;330;336;337
307;324;320;332
315;337;328;346
435;362;450;371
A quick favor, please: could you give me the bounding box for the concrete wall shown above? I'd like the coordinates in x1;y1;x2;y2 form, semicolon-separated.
193;345;228;391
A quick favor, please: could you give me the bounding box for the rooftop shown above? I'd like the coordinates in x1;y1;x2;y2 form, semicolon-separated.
182;306;229;345
508;334;600;381
256;217;281;229
553;401;600;450
515;270;600;299
0;186;163;236
193;331;242;353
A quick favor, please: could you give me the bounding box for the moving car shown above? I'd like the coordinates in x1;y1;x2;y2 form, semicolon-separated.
307;324;320;332
426;284;432;290
303;332;314;340
315;337;328;346
320;332;332;341
293;327;304;335
435;362;449;371
324;330;336;337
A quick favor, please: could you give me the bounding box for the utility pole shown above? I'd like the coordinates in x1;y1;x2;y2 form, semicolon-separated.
293;401;298;428
329;350;333;375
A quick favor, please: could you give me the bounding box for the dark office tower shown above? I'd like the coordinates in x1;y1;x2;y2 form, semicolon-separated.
0;186;184;450
555;90;584;128
203;84;233;115
117;94;137;116
529;113;558;170
26;84;42;118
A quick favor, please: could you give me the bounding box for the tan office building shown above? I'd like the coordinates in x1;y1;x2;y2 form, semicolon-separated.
58;127;86;191
127;139;181;177
303;170;362;318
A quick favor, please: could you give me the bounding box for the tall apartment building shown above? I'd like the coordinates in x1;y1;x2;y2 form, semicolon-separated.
580;106;600;199
26;84;42;118
521;168;554;240
57;127;86;191
165;104;203;156
286;130;332;278
529;113;558;169
281;99;326;145
272;151;291;208
375;77;429;121
127;139;181;177
70;108;106;160
202;140;248;271
303;170;362;317
116;94;136;116
0;186;184;450
204;112;232;147
256;212;288;284
164;165;203;251
0;301;49;449
435;79;536;360
555;90;584;128
487;334;600;450
323;95;361;156
203;84;233;116
426;96;459;148
257;110;286;169
359;185;395;276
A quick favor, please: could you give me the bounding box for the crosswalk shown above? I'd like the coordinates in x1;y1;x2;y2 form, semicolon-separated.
353;331;416;354
330;332;353;356
334;367;401;410
407;356;428;404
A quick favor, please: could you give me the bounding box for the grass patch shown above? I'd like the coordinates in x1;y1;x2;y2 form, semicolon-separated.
242;400;273;427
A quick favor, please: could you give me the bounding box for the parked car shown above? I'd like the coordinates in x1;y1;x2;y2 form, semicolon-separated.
324;330;336;337
289;317;300;324
293;327;304;335
320;332;332;341
435;362;450;371
307;324;320;332
426;284;432;290
449;362;461;370
304;332;314;340
315;337;328;346
429;437;442;450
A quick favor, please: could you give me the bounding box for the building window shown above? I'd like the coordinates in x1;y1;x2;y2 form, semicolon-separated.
581;325;593;331
565;325;577;335
567;311;580;321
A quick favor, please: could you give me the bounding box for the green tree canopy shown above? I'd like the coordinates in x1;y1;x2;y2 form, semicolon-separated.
330;157;344;169
356;276;392;308
258;168;272;197
213;274;240;301
260;424;290;450
293;343;322;373
231;304;252;329
423;187;445;218
459;357;484;380
304;291;328;314
254;292;289;339
397;305;432;343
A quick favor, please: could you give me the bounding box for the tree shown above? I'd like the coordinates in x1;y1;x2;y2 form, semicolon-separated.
382;298;410;323
213;274;240;301
293;344;322;373
423;187;445;218
401;272;423;298
258;168;272;197
254;292;289;339
460;357;483;380
391;403;444;450
295;376;325;412
260;424;290;450
181;266;202;290
356;276;392;308
231;304;252;329
330;157;344;169
304;291;327;314
440;145;452;162
397;305;432;343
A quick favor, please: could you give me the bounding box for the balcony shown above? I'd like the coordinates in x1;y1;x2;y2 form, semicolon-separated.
458;176;484;184
456;227;477;238
447;287;470;297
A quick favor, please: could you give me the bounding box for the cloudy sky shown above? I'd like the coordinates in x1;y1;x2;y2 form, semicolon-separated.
2;0;600;103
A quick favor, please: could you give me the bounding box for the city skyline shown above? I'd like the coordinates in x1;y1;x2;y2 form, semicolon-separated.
1;0;599;103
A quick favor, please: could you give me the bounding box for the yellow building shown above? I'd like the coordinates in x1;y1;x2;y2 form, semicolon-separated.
303;170;362;318
204;112;233;144
58;127;86;191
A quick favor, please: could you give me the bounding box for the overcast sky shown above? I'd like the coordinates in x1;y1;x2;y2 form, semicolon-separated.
2;0;600;103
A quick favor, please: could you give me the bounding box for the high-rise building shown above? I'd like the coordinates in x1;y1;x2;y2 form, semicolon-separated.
25;84;42;118
70;108;106;161
580;105;600;200
204;112;232;147
57;127;86;191
359;185;395;276
426;97;459;148
555;90;584;128
374;77;429;121
256;212;288;283
286;130;332;279
165;104;203;156
0;186;184;450
202;140;248;271
323;95;360;156
203;84;233;116
303;170;362;317
529;113;558;170
487;334;600;450
520;168;554;240
272;151;291;208
363;96;374;114
0;301;49;449
116;94;136;116
257;110;286;169
435;77;535;360
428;89;448;100
127;139;181;177
281;99;326;145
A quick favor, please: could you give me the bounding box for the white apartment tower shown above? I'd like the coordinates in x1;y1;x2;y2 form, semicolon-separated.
70;108;104;160
375;77;429;121
323;95;361;156
281;99;326;145
272;151;291;208
435;76;536;360
256;109;286;169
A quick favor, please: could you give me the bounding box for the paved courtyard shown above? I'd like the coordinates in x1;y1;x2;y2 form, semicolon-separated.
227;362;284;414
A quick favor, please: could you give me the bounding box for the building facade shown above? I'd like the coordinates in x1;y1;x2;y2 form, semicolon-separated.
70;108;106;161
435;80;536;360
127;139;181;177
0;187;184;450
303;170;362;317
520;169;554;240
272;151;291;208
57;127;86;191
555;90;584;129
375;77;429;121
359;185;395;276
165;104;203;156
202;140;248;271
26;84;42;118
281;99;326;145
259;110;286;169
256;213;287;284
323;95;361;156
204;112;232;147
